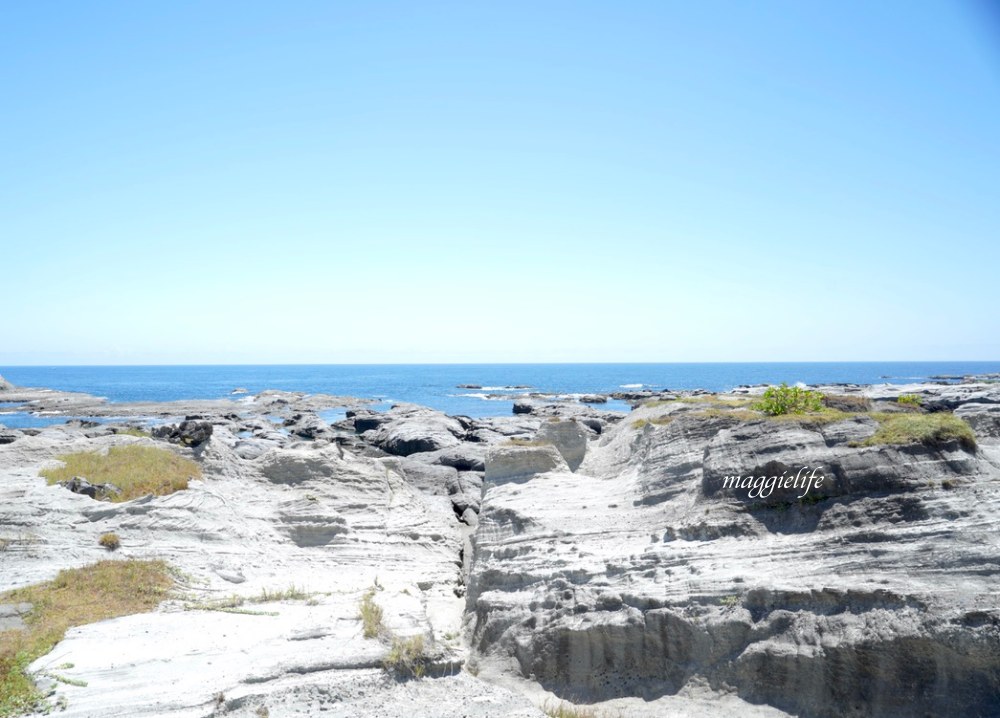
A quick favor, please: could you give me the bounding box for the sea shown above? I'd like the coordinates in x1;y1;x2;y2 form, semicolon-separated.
2;362;999;429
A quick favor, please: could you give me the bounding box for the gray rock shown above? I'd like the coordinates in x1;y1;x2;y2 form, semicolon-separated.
955;402;1000;439
484;443;569;483
368;406;464;456
468;396;1000;718
410;444;487;472
0;602;32;631
536;419;589;471
350;409;391;433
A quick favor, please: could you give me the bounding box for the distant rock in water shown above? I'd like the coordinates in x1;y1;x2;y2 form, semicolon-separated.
231;387;249;395
0;374;12;391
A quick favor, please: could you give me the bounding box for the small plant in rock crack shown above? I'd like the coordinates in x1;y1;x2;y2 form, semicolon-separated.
359;586;384;638
383;635;428;678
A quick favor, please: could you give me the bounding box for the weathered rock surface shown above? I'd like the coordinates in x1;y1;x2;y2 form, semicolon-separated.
536;419;590;471
468;389;1000;718
484;443;569;484
367;405;466;456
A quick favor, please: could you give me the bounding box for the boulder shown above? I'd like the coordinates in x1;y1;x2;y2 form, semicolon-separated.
512;400;535;415
484;443;569;484
0;429;23;445
152;420;214;447
409;444;487;472
536;419;589;471
955;402;1000;439
368;407;464;456
59;476;122;501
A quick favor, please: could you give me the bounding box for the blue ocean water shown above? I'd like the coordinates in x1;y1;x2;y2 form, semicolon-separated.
2;362;999;428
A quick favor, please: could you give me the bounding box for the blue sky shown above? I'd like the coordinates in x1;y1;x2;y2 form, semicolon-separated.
3;1;998;364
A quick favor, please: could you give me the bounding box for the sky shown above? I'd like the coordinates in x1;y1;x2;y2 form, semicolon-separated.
3;1;999;364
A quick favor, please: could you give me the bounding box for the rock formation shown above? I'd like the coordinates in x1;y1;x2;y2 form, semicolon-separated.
1;380;998;717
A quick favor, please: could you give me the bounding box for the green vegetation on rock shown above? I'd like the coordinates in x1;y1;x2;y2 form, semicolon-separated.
753;383;825;416
862;412;976;450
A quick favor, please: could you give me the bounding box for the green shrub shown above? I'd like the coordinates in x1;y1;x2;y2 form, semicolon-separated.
753;383;824;416
897;394;923;407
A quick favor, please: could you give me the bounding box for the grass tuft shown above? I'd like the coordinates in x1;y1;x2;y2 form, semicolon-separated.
383;635;428;679
359;587;384;639
542;701;600;718
631;416;674;429
97;533;120;551
862;412;976;451
896;394;923;407
41;445;201;502
0;560;172;716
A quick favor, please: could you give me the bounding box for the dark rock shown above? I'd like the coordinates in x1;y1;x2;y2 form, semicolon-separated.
152;420;214;447
352;411;390;433
513;400;535;415
60;476;122;501
367;407;464;456
0;429;23;445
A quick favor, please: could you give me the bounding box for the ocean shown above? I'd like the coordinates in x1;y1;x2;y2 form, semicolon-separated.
2;362;999;429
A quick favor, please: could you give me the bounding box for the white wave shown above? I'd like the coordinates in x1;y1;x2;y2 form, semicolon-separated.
620;383;645;389
481;386;533;391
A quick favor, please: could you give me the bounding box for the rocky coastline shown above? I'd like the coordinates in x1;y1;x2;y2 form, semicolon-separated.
1;375;999;717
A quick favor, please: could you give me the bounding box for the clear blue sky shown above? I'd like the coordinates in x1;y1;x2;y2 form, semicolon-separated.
3;1;998;364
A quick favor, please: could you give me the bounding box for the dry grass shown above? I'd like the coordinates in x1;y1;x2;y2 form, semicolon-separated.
97;533;120;551
862;412;976;450
383;634;428;678
506;438;551;447
690;408;763;423
542;701;600;718
631;416;675;429
0;560;172;716
359;587;384;639
40;445;201;502
113;427;151;438
644;395;753;409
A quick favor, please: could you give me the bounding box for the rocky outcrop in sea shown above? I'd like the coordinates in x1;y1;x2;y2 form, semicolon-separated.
1;378;998;717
